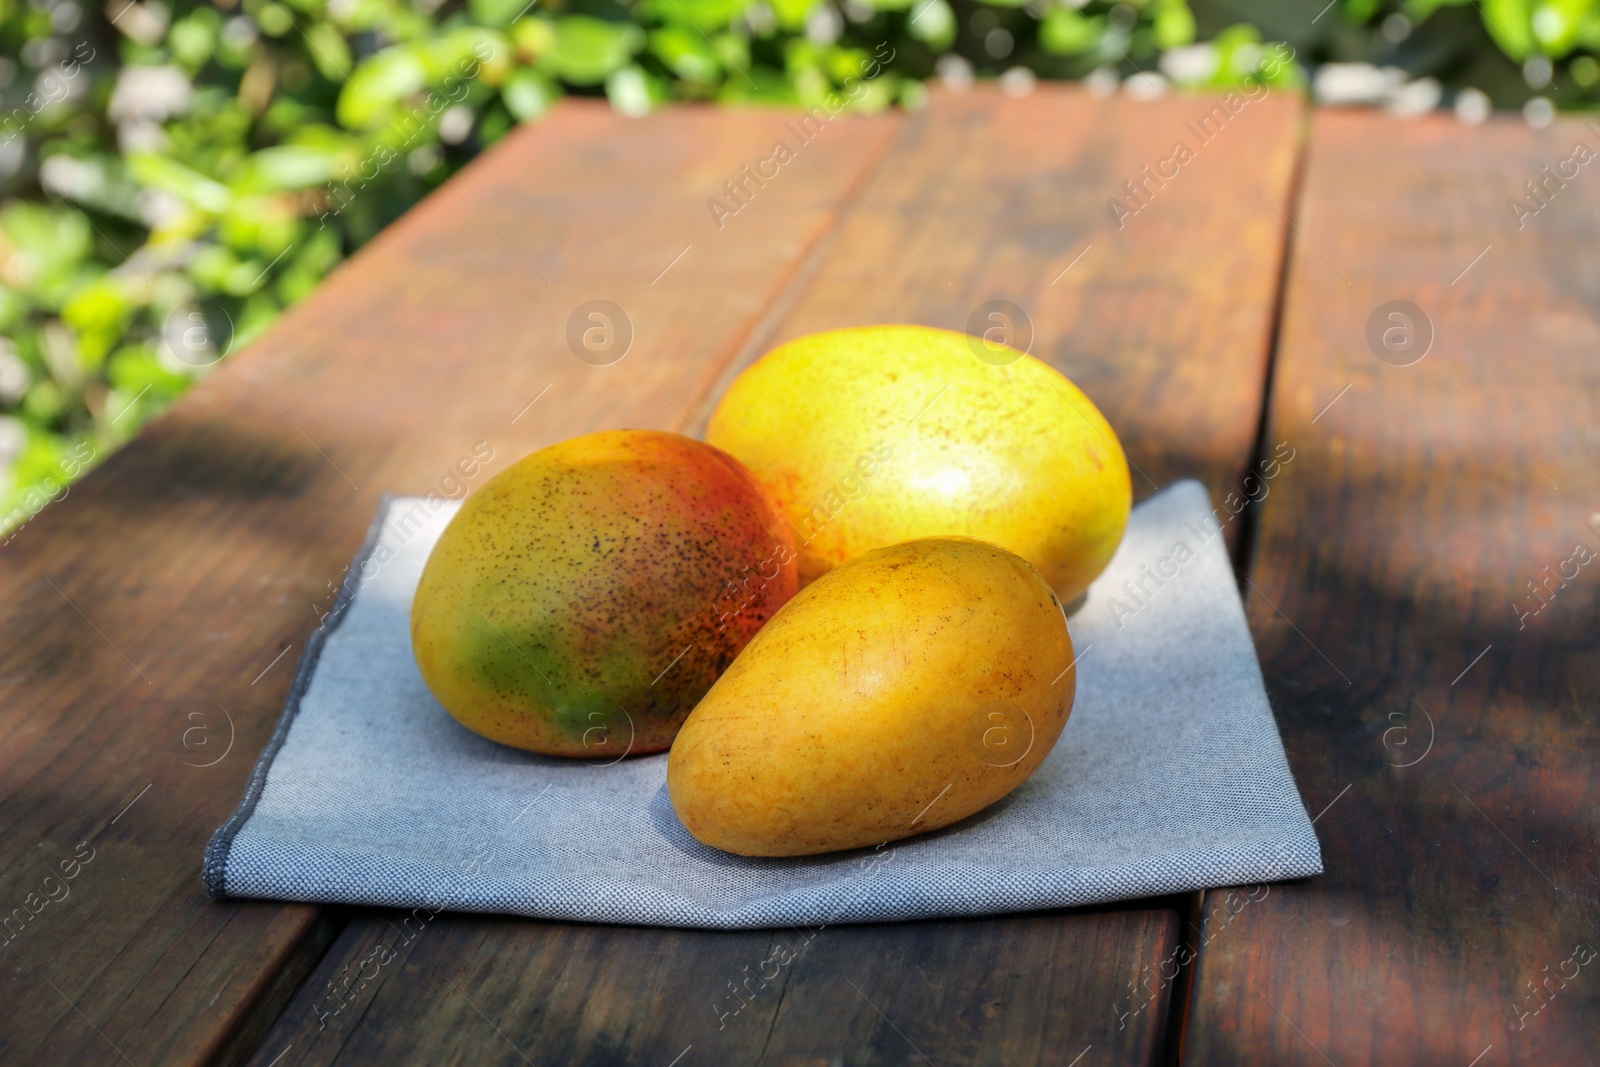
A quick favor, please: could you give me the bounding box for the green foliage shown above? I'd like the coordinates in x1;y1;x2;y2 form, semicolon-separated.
0;0;1586;532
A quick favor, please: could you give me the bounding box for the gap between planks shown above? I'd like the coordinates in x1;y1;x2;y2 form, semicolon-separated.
1171;100;1311;1067
679;113;906;436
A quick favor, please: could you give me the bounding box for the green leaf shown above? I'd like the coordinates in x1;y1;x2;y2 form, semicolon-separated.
168;10;221;71
713;32;751;73
236;145;345;192
543;17;645;86
649;0;750;32
715;64;799;103
428;27;510;79
1;426;86;526
234;291;282;352
478;105;515;145
219;196;303;260
470;0;532;28
107;344;189;404
769;0;816;31
38;152;146;222
826;47;872;82
189;245;245;293
247;0;297;37
850;72;897;111
650;25;724;81
338;46;429;128
275;229;343;304
511;17;558;61
1530;0;1589;54
1039;8;1100;55
606;64;658;116
304;22;355;81
907;0;955;46
21;379;65;423
1402;0;1473;20
61;276;135;369
502;67;559;120
127;153;233;214
1153;2;1196;49
1480;0;1537;58
0;285;24;332
0;204;93;291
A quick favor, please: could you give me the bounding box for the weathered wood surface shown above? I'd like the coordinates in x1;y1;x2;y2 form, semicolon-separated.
247;85;1301;1066
0;83;1310;1066
248;907;1181;1067
1183;109;1600;1064
0;101;900;1066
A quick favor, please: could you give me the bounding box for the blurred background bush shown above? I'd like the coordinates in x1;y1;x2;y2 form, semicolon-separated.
0;0;1591;531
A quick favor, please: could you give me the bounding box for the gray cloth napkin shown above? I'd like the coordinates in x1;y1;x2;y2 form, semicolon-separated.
204;479;1322;929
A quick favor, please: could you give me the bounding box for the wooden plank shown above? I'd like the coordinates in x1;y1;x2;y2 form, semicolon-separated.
692;81;1306;548
1183;109;1600;1064
248;908;1180;1067
252;84;1302;1065
0;100;900;1066
744;909;1176;1066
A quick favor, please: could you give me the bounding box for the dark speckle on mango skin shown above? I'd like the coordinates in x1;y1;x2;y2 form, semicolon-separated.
410;429;798;757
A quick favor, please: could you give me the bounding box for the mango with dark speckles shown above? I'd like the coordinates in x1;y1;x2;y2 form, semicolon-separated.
410;429;798;757
667;536;1075;857
706;324;1131;602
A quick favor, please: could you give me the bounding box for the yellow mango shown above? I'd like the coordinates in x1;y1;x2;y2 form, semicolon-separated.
667;536;1075;857
705;324;1132;602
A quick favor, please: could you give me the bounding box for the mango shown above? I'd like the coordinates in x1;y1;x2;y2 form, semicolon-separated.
410;429;797;758
705;324;1132;602
667;536;1075;857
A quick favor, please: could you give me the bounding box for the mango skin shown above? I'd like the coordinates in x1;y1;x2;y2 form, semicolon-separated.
667;536;1075;857
411;429;797;758
705;324;1132;602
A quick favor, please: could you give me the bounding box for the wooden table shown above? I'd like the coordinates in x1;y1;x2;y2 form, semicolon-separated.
0;87;1593;1066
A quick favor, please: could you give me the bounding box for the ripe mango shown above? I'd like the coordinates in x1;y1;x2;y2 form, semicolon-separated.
667;536;1075;857
410;429;797;758
705;324;1131;602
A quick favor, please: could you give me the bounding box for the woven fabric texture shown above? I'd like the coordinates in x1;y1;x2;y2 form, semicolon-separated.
204;480;1323;929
